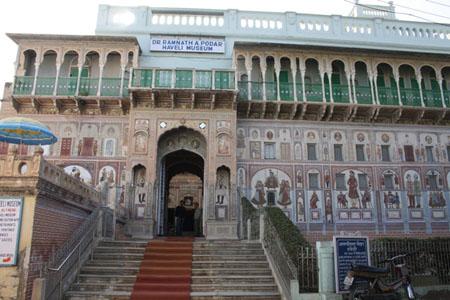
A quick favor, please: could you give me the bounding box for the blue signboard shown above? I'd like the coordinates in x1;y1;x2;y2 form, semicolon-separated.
333;236;370;293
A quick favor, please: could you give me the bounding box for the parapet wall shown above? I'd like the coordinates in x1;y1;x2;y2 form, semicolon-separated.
0;147;100;300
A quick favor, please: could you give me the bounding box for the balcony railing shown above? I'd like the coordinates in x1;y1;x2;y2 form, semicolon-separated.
400;88;421;107
130;68;235;90
444;90;450;107
355;86;373;104
280;82;294;101
332;85;350;103
13;76;128;97
305;84;323;102
13;76;34;95
377;86;399;105
422;89;443;108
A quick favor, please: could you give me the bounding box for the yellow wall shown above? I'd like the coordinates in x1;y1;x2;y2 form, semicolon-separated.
0;195;36;300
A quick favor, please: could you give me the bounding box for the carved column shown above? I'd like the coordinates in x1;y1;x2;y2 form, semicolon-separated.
290;57;298;101
274;56;281;101
119;52;128;96
31;57;41;96
245;55;253;100
319;62;326;102
53;52;63;96
75;52;86;96
299;58;306;102
416;70;425;107
372;68;380;105
326;61;334;103
97;53;107;97
350;72;356;104
393;67;402;106
437;73;446;108
260;56;267;100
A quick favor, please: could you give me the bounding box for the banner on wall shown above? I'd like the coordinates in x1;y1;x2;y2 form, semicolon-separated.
0;197;23;267
150;35;225;53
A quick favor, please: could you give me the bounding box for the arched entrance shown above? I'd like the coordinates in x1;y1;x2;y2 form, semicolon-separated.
156;127;207;236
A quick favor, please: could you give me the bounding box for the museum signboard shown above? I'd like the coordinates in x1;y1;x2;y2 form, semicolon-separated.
0;197;23;266
150;35;225;53
333;235;370;293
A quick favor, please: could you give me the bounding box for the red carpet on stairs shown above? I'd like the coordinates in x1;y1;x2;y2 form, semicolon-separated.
131;237;194;300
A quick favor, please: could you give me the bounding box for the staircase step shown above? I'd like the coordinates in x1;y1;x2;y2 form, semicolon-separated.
193;261;269;269
191;291;281;300
95;246;145;253
98;240;148;248
93;252;144;260
191;283;278;292
192;275;276;284
64;290;131;300
76;274;136;284
80;266;139;275
85;259;142;267
193;254;267;261
192;268;272;276
69;282;134;292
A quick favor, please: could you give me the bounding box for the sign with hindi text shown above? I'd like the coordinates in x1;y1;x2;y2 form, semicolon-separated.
0;197;23;266
333;236;370;293
150;35;225;53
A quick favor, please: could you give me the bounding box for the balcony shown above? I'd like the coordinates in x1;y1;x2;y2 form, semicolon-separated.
422;90;443;108
377;87;399;105
129;68;236;110
444;90;450;107
13;76;127;97
400;88;421;107
354;86;373;104
130;68;235;90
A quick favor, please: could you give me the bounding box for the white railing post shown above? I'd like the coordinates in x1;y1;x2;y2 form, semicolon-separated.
259;212;264;242
247;218;251;241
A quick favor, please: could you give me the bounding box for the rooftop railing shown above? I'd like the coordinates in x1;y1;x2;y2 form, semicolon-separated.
130;68;235;90
97;5;450;54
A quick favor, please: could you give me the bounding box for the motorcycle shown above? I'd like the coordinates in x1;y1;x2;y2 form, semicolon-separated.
344;252;416;300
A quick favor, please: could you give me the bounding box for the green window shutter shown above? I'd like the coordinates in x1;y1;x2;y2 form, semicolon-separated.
70;67;78;78
331;73;340;85
431;79;439;91
377;76;385;87
411;78;420;90
215;71;230;89
399;78;405;88
279;71;289;83
389;77;397;89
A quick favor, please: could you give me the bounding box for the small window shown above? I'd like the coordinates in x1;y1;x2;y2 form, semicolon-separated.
426;146;434;163
384;174;394;190
60;138;72;156
308;173;319;189
404;145;414;162
336;173;346;190
447;146;450;162
264;142;276;160
356;144;365;161
334;144;343;161
307;143;317;160
358;174;368;190
381;145;390;162
428;174;438;190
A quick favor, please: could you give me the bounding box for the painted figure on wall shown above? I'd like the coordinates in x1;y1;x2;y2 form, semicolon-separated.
277;180;291;207
406;174;415;208
361;185;371;209
216;168;229;205
325;196;333;223
310;191;319;209
237;129;245;148
337;192;348;208
218;134;230;155
265;170;279;189
250;142;261;159
429;192;446;208
384;191;399;209
134;132;147;153
297;195;305;222
296;170;303;188
413;175;421;208
347;171;360;208
251;180;266;206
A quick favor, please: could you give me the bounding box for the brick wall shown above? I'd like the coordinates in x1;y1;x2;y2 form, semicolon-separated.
25;195;89;299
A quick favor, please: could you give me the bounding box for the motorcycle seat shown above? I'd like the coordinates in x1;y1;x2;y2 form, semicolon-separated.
351;264;389;274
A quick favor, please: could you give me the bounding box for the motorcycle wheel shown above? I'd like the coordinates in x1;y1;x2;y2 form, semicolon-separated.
349;285;367;300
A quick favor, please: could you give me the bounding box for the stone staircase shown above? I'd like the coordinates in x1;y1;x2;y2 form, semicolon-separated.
64;239;281;300
191;240;281;300
64;240;147;299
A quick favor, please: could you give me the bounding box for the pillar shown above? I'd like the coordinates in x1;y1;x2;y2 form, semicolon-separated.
299;59;306;102
393;68;402;106
290;57;298;101
416;71;425;107
437;73;446;108
260;57;267;100
245;55;253;100
274;57;281;101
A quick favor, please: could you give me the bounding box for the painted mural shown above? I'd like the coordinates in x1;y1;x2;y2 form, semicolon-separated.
250;168;292;208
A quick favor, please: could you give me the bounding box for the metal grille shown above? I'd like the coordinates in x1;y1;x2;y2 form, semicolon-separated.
297;246;319;293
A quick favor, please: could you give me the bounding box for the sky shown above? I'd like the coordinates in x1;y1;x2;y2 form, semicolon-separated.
1;0;449;98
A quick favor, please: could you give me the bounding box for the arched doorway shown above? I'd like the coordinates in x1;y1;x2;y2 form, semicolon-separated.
159;150;204;235
156;127;207;236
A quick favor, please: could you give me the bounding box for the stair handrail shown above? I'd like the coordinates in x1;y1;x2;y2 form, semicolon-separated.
38;207;113;300
262;210;297;300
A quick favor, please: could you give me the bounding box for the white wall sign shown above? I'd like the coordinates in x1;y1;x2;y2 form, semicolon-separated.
0;197;23;266
150;35;225;53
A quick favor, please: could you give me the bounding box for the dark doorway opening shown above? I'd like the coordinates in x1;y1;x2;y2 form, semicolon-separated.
160;149;204;236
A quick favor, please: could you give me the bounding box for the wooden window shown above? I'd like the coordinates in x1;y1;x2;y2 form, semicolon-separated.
308;173;319;189
60;138;72;156
404;145;415;162
384;174;394;190
334;144;343;161
358;174;368;190
447;146;450;162
0;142;8;155
336;173;346;190
280;143;290;160
264;142;276;160
307;143;317;160
81;137;94;156
356;144;365;161
428;174;438;190
426;146;434;162
381;145;390;162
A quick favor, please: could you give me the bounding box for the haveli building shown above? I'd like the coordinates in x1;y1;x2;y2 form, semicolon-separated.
2;3;450;241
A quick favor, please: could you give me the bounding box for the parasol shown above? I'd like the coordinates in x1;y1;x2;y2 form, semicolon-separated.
0;117;57;145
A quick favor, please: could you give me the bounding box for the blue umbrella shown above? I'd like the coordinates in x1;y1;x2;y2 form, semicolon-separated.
0;117;57;145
